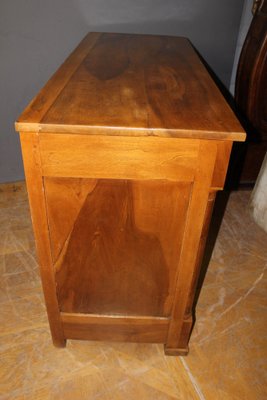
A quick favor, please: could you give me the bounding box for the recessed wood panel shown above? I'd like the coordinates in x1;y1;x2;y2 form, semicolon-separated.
44;178;191;317
44;177;98;261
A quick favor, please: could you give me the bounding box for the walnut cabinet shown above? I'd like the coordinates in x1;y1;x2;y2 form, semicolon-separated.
16;33;245;355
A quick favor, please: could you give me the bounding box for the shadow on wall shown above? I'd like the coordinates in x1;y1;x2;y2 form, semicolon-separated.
0;0;244;182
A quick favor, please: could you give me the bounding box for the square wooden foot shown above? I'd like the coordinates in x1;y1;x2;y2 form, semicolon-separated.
52;338;67;348
164;344;189;356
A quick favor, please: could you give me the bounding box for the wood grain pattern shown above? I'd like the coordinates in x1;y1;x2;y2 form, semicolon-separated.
164;316;193;355
16;32;244;355
44;178;191;317
44;178;98;261
165;141;217;353
19;132;65;347
61;313;169;343
211;141;232;189
39;133;198;181
184;190;217;318
16;33;245;142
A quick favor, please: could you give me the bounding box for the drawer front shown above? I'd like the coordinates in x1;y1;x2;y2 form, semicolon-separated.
39;133;199;182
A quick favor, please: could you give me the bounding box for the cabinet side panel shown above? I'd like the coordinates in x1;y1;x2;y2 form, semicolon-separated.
44;178;192;317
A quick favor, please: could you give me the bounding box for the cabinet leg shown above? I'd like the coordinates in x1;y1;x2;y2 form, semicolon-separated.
165;316;193;356
52;337;67;348
164;344;189;356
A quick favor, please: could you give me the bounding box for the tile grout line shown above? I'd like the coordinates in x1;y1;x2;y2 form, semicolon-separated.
179;357;206;400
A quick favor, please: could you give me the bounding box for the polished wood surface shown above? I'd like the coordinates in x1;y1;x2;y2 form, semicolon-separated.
45;178;191;316
165;141;217;354
19;133;65;347
61;313;169;343
16;32;245;355
16;33;245;141
39;133;198;181
235;0;267;183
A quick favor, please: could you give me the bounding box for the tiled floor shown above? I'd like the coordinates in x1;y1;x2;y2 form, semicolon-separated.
0;182;266;399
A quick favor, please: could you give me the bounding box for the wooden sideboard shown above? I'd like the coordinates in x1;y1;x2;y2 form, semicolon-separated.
15;32;245;356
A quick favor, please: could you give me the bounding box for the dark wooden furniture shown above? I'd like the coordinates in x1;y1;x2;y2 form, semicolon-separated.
235;0;267;184
16;32;245;355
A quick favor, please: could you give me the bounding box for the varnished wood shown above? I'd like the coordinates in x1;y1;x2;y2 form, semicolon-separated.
211;141;233;189
16;33;245;142
44;178;191;317
185;190;217;318
16;32;245;356
164;316;193;355
164;345;189;356
165;141;217;351
39;133;198;181
44;178;98;261
61;313;169;343
19;132;65;347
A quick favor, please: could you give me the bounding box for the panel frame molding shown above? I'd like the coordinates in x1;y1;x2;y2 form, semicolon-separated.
20;130;226;354
20;131;66;347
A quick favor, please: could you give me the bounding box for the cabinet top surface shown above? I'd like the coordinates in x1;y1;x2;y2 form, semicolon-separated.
16;32;245;141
